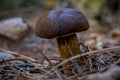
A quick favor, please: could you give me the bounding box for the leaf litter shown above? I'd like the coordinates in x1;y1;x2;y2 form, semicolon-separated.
0;45;120;80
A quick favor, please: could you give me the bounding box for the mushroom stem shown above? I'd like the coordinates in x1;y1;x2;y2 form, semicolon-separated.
57;33;80;74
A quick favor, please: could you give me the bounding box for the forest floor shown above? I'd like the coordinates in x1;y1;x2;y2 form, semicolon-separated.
0;8;120;80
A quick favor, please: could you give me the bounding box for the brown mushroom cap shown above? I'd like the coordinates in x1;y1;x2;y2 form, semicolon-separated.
35;8;89;39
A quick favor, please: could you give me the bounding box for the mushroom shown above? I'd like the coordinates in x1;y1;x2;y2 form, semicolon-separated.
35;8;89;74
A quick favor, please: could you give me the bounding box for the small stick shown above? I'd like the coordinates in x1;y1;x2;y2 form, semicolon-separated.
36;48;66;80
0;48;35;62
49;46;120;73
36;47;53;66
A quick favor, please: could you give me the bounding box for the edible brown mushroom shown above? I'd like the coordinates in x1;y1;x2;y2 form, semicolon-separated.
35;8;89;74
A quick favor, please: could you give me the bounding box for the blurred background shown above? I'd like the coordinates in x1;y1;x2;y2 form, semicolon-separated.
0;0;120;60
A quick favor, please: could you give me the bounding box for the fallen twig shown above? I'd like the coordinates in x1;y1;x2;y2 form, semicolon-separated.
0;48;35;62
50;46;120;71
37;48;66;80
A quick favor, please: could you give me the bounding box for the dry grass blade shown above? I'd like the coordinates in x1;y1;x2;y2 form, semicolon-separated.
37;48;66;80
50;46;120;70
36;48;53;66
0;48;35;62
